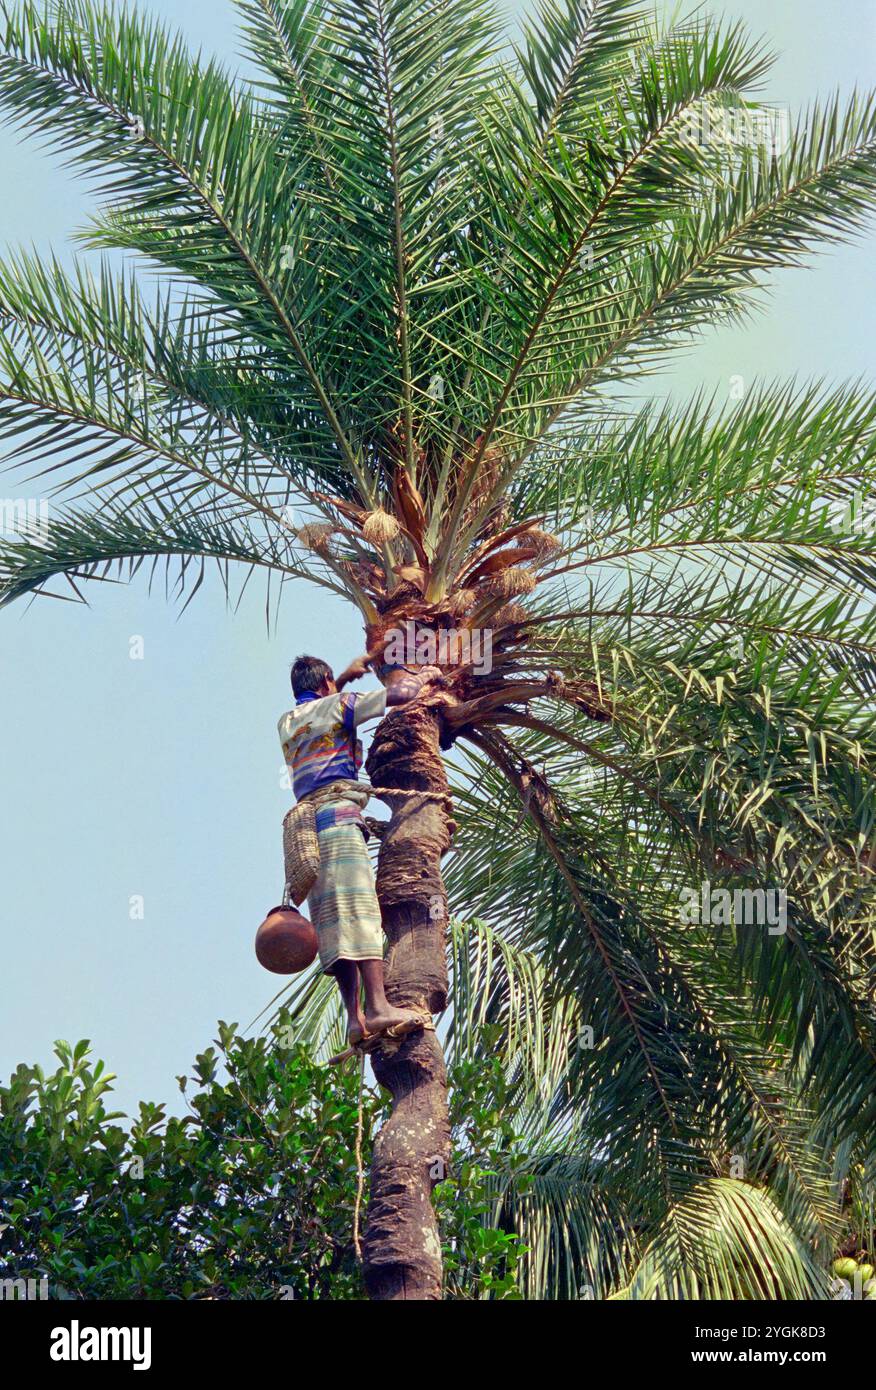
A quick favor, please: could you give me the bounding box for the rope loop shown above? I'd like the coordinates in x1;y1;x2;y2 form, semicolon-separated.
359;778;451;806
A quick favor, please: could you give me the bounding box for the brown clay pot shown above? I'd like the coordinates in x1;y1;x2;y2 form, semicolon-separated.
255;905;318;974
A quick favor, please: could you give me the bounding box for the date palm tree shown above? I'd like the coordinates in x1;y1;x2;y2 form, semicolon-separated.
2;0;876;1299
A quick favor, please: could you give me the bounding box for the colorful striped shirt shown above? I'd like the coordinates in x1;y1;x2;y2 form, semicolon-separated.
278;688;387;801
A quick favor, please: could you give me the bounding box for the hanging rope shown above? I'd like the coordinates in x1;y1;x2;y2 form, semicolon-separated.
352;1049;366;1263
347;1018;435;1258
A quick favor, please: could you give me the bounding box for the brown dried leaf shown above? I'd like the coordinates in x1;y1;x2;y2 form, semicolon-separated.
393;463;429;562
392;564;429;592
466;545;540;585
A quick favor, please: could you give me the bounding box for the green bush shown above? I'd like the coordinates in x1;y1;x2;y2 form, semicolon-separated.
0;1016;523;1300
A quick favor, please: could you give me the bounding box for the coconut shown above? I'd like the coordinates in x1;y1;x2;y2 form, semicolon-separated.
362;508;400;544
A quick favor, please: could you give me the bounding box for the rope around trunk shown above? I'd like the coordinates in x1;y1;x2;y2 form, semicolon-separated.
360;778;451;805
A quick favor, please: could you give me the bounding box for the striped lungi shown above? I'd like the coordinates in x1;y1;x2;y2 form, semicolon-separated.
306;799;384;974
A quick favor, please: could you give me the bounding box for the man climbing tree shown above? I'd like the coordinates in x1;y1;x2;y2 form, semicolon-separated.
279;652;437;1047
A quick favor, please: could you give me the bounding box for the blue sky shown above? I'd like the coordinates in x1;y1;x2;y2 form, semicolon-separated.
1;0;875;1117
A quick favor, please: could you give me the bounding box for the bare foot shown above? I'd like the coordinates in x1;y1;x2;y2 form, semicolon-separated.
365;1005;426;1037
348;1012;367;1047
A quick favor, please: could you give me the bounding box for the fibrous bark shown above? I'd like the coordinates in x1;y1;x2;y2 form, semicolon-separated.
362;699;453;1301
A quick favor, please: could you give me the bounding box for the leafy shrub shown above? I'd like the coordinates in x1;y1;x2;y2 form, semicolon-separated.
0;1016;523;1300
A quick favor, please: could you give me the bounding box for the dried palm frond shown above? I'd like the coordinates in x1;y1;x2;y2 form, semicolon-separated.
464;544;540;587
393;463;429;562
392;563;429;592
460;515;545;576
572;679;613;722
312;492;369;527
342;560;386;596
518;763;558;823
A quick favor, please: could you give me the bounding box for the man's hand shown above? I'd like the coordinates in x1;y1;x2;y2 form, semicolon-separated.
336;654;370;689
384;664;448;707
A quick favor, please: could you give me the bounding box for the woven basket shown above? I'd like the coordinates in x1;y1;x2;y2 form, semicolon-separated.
283;801;320;905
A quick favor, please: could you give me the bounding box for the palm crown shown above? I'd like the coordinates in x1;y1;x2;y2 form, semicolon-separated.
2;0;876;1298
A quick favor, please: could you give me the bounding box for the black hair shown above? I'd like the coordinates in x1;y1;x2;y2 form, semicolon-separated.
290;654;333;697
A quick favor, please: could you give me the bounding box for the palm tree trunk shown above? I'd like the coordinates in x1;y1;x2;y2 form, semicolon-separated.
362;698;452;1300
